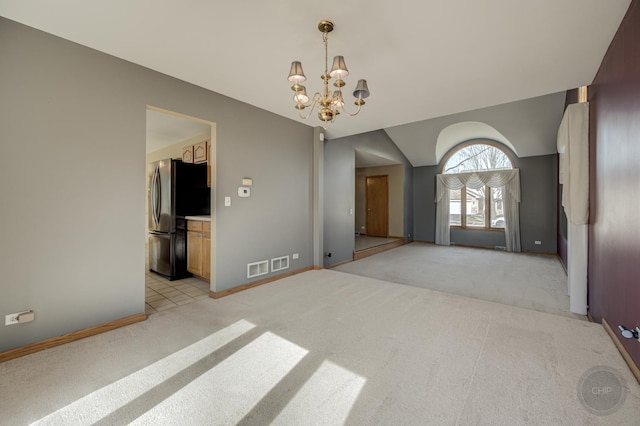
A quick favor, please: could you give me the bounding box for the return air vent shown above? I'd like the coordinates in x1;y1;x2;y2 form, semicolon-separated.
271;256;290;273
247;260;268;278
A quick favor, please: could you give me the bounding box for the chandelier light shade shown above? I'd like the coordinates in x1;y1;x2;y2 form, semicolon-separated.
288;19;370;126
329;56;349;80
353;79;370;102
288;61;306;84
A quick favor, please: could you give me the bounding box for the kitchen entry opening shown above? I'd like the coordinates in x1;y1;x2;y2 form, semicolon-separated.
145;106;216;313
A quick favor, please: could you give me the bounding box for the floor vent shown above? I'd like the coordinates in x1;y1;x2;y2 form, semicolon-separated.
271;256;290;272
495;245;507;251
247;260;269;278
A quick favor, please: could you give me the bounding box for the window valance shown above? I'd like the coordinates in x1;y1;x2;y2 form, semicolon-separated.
435;169;520;203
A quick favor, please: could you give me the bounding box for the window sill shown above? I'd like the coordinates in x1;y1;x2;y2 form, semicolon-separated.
450;226;505;232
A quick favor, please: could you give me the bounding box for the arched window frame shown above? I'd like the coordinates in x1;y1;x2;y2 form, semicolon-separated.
440;141;515;231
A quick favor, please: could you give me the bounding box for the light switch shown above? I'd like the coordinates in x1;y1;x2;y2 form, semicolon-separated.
224;196;231;207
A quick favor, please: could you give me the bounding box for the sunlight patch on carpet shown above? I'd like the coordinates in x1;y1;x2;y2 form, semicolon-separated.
31;319;256;425
273;360;367;425
131;331;309;425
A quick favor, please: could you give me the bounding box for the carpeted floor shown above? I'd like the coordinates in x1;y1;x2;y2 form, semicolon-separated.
335;242;583;320
1;269;638;425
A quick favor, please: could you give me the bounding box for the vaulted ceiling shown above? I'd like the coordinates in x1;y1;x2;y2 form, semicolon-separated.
0;1;630;165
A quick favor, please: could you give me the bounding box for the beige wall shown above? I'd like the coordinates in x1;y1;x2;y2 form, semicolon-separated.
355;165;404;237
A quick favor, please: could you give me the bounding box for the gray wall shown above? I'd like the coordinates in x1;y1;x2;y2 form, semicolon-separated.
324;130;413;267
413;165;438;242
519;154;558;252
0;18;313;352
413;154;558;252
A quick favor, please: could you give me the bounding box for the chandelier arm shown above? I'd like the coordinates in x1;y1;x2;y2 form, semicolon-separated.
298;93;322;119
339;103;363;117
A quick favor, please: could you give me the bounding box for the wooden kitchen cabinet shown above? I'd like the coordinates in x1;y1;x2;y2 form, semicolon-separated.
193;141;208;164
202;222;211;279
187;219;210;279
182;145;194;163
182;140;208;164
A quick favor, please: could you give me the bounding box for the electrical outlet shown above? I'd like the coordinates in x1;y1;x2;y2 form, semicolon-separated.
5;310;34;326
534;240;541;245
292;253;299;259
5;313;20;326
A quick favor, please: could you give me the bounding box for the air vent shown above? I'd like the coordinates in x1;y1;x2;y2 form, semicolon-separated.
247;260;269;278
271;256;290;272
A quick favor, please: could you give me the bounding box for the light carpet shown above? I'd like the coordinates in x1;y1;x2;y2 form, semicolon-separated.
1;269;638;425
335;242;583;320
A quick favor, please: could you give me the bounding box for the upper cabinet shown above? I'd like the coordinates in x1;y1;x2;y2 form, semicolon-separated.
182;140;211;188
193;141;208;164
182;140;208;164
182;145;194;163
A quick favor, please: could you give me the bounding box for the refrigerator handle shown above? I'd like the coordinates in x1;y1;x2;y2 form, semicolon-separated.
151;166;161;226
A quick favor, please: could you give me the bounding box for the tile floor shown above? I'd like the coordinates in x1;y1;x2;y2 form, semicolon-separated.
144;271;210;315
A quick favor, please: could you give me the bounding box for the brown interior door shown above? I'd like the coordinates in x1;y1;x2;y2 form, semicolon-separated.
366;175;389;237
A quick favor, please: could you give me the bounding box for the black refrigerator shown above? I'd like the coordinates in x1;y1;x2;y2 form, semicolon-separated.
148;159;210;280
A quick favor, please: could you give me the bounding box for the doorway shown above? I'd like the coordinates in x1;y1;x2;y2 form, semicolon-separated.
145;106;216;314
354;159;405;257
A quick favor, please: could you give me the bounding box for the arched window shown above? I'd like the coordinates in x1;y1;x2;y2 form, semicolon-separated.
442;142;513;230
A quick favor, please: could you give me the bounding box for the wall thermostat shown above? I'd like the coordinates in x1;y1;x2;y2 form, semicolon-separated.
238;186;250;197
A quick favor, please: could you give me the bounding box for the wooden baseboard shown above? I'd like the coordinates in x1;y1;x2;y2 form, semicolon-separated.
587;311;594;323
0;313;147;364
326;258;354;269
210;266;314;299
521;249;559;256
353;238;405;261
602;318;640;385
449;242;497;251
313;265;323;270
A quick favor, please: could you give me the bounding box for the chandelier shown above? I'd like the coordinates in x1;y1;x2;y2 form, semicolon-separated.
288;19;370;126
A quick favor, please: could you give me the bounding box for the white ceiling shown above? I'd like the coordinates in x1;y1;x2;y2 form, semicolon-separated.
0;1;630;164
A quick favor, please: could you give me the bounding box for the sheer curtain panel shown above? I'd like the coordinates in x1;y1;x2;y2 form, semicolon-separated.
435;169;521;252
